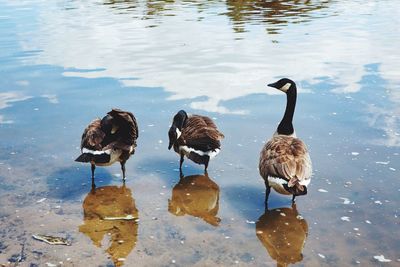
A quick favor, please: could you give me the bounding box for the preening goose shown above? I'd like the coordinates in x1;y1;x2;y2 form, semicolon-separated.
168;110;224;172
259;78;312;203
75;109;138;184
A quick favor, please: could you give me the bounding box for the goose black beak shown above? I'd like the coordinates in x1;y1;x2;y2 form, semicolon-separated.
267;82;277;88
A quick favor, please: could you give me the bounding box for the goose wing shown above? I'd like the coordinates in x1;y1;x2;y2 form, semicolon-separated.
81;119;105;151
107;109;139;148
259;136;312;184
181;115;224;151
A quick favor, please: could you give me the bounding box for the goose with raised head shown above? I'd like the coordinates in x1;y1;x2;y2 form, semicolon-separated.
168;110;224;172
259;78;312;203
75;108;139;184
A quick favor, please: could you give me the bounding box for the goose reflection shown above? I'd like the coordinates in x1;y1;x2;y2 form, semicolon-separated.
168;173;220;226
256;204;308;267
223;0;333;34
79;185;138;266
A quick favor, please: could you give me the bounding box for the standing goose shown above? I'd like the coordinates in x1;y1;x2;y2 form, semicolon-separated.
259;78;312;203
168;110;224;172
75;108;138;183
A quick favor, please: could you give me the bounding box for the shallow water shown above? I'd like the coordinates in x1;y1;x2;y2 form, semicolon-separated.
0;0;399;266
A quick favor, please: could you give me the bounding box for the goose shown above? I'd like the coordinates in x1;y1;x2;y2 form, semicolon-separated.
259;78;312;203
168;110;224;172
75;108;138;184
256;203;308;266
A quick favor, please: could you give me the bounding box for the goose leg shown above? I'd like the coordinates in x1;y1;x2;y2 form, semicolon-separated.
91;163;96;188
292;195;296;203
179;153;184;170
204;156;210;173
264;180;271;206
120;161;126;181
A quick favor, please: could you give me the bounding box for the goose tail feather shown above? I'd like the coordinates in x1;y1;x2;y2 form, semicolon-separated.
75;152;110;164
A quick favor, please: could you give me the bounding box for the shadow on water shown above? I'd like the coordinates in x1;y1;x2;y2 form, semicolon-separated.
79;184;138;267
136;157;205;182
168;173;221;226
256;203;308;267
224;185;290;221
46;166;113;200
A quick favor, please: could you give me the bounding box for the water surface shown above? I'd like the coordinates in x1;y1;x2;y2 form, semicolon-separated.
0;0;399;266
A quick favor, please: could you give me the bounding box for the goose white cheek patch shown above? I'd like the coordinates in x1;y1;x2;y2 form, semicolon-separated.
176;128;181;139
280;82;291;92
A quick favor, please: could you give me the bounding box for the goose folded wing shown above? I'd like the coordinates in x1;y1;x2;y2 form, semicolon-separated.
81;119;105;150
107;109;139;144
184;131;221;152
263;137;311;184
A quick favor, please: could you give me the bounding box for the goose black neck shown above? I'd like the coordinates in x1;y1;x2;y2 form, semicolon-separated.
277;85;296;135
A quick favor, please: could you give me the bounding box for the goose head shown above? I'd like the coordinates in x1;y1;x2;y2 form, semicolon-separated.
101;114;119;135
268;78;296;93
168;110;188;150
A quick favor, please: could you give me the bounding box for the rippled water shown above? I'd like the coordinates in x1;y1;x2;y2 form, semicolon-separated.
0;0;399;266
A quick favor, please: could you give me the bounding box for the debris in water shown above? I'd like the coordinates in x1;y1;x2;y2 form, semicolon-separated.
46;263;57;267
318;189;328;193
341;216;350;222
344;181;352;187
374;200;382;205
32;234;71;246
339;197;351;204
365;220;372;224
318;253;326;259
280;213;286;217
376;161;389;165
351;152;359;156
373;255;391;262
37;198;47;203
353;228;359;231
246;220;255;224
103;214;136;221
389;168;396;171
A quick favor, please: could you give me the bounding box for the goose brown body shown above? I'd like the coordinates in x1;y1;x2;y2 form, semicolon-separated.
168;111;224;171
76;108;138;181
259;135;312;195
